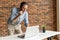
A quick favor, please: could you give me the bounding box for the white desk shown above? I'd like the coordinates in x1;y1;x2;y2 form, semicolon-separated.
0;30;60;40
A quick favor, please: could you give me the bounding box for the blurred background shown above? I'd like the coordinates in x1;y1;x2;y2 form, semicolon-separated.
0;0;57;40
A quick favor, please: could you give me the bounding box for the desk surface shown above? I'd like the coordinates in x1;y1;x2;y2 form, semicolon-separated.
0;30;60;40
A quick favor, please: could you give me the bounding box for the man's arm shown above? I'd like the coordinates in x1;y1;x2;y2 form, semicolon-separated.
24;12;29;27
12;11;22;23
27;23;29;27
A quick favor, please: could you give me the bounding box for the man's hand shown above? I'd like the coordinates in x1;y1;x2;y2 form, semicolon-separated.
12;18;18;23
18;11;23;15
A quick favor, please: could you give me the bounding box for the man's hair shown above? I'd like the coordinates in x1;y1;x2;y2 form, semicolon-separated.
20;1;28;10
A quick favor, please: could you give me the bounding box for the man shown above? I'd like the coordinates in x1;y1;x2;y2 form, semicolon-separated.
7;2;29;35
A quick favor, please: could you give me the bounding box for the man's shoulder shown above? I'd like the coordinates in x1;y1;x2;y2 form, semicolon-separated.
12;7;19;11
11;7;19;14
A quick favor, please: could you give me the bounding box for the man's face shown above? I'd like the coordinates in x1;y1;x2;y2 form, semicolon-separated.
22;5;28;11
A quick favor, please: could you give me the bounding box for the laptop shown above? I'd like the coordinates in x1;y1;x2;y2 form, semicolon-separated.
18;25;39;39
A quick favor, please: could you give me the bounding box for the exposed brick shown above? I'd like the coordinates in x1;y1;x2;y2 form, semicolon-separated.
0;0;56;37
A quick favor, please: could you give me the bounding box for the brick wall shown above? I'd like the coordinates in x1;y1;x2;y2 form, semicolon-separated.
0;0;56;36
